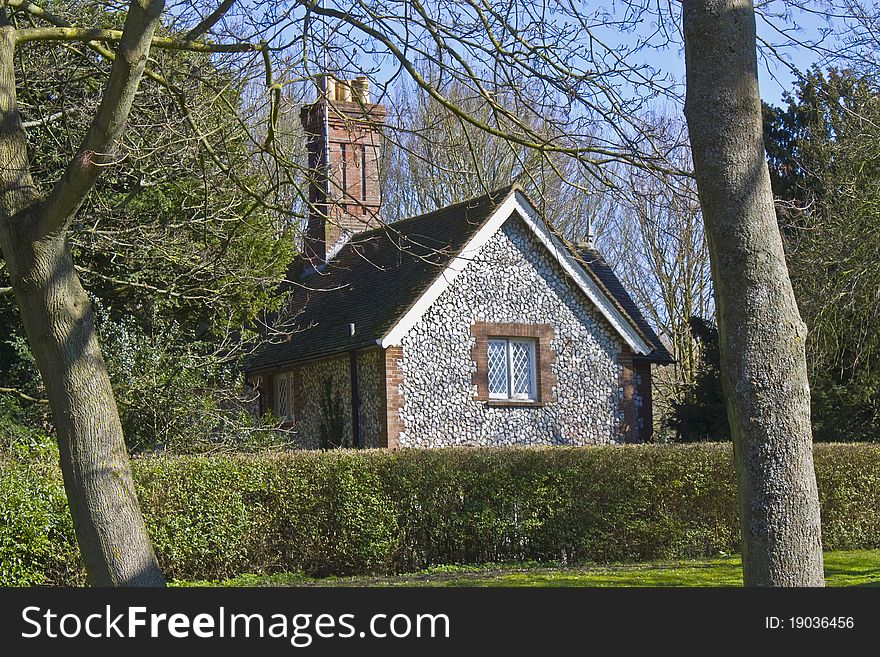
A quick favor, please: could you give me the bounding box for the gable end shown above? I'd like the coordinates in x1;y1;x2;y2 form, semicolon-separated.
380;189;653;356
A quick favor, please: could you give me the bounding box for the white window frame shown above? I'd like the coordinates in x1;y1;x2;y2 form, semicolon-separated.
274;372;294;422
487;338;538;402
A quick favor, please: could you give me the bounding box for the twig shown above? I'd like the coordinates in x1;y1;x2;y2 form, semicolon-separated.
0;386;49;404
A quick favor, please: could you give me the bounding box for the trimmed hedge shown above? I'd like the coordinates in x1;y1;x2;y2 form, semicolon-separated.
0;459;81;586
1;443;879;585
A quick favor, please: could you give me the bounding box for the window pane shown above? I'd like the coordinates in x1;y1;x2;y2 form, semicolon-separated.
511;341;534;398
276;374;291;420
487;340;508;396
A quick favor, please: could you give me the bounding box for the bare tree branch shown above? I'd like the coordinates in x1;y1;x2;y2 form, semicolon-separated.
5;0;65;26
294;0;686;177
185;0;236;41
14;26;260;52
21;109;62;129
37;0;167;237
0;386;48;404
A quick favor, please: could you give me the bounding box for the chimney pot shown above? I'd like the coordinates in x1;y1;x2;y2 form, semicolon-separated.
335;79;352;102
318;74;336;101
351;76;370;104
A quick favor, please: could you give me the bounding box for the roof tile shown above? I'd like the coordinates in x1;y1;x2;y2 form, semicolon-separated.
246;185;673;371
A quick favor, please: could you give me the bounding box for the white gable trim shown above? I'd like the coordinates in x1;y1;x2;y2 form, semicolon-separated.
379;189;652;355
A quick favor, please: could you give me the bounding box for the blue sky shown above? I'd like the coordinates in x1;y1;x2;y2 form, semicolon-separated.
644;12;831;107
328;1;840;118
640;41;818;108
589;1;842;109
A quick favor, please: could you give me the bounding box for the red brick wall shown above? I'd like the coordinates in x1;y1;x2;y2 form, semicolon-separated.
618;349;655;443
618;348;638;443
382;345;404;449
634;359;654;442
301;100;386;265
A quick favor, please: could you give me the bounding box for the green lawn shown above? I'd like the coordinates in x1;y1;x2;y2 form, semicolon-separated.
177;550;880;587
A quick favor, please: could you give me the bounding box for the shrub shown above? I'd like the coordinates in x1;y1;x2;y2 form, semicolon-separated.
1;443;878;584
813;444;880;549
0;429;82;586
135;451;399;579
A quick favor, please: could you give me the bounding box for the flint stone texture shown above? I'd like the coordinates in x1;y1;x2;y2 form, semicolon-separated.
356;348;384;448
297;354;351;449
287;348;384;448
398;214;632;447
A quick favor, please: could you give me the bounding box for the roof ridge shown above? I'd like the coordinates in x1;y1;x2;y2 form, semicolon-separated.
349;184;518;242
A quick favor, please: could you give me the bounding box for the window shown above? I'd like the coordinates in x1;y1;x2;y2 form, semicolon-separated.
361;144;368;200
274;372;294;422
471;322;555;405
487;338;537;401
340;143;348;197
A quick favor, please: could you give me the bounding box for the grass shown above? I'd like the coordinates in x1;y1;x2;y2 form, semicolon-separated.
176;549;880;587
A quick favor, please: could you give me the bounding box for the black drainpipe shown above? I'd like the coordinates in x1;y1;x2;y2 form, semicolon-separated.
349;350;361;448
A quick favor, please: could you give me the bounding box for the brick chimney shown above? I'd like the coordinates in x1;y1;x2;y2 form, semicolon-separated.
301;75;386;265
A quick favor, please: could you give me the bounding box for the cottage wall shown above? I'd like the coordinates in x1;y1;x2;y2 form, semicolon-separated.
397;215;632;447
261;347;385;449
356;348;385;448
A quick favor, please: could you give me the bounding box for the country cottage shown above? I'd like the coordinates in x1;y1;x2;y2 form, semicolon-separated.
245;77;672;449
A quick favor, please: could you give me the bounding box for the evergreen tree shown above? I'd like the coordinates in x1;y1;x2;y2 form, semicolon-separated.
666;317;730;442
763;67;880;441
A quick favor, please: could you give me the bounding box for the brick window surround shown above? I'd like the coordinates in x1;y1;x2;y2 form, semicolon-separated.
251;368;301;429
471;322;556;406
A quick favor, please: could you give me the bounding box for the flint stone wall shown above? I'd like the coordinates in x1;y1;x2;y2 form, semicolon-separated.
398;214;629;447
291;348;383;448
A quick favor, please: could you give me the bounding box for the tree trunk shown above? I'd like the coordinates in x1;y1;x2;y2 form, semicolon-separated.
0;28;165;587
681;0;824;586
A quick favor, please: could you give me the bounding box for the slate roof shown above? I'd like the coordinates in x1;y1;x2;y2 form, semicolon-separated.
245;186;515;371
574;247;674;364
245;185;672;372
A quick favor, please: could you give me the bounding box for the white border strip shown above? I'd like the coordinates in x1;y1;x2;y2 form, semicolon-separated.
380;189;651;355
